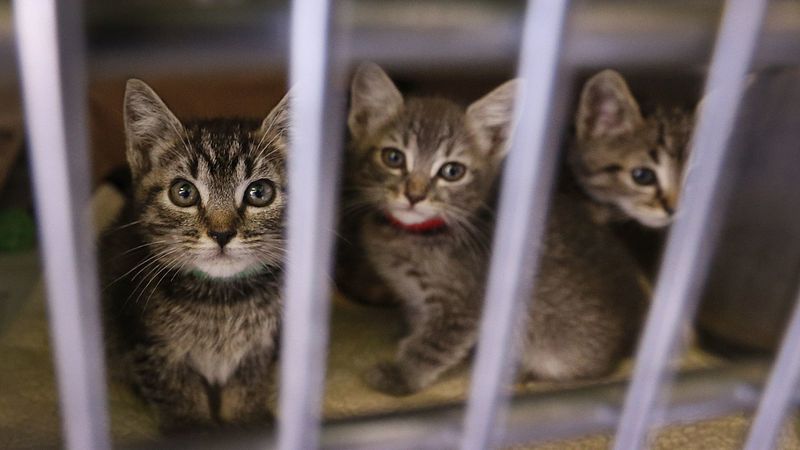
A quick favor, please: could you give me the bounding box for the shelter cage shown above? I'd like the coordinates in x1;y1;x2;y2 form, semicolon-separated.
2;0;800;448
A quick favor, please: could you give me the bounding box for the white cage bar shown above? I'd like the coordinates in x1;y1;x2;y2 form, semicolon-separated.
8;0;800;449
743;285;800;450
12;0;110;449
460;0;570;448
612;0;770;448
277;0;340;448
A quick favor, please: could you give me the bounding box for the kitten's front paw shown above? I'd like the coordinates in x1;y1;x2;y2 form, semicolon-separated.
364;361;419;396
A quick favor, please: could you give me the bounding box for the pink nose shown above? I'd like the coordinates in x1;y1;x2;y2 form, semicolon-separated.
405;192;426;205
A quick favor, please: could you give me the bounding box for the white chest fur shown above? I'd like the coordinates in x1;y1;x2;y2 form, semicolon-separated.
152;297;279;385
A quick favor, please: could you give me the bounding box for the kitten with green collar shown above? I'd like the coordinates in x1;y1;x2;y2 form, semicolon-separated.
569;70;694;228
101;80;288;429
346;63;646;396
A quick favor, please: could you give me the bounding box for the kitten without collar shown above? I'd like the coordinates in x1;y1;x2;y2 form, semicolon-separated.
570;70;694;228
101;80;288;429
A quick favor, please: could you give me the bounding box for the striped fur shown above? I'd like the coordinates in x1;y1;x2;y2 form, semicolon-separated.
101;80;288;429
345;63;646;396
570;70;694;228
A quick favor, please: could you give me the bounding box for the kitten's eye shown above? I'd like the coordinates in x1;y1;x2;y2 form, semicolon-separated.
168;179;199;207
380;147;406;169
245;179;276;207
631;167;657;186
438;162;467;181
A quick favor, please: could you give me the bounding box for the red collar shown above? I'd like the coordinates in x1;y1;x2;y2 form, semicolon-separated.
385;213;447;233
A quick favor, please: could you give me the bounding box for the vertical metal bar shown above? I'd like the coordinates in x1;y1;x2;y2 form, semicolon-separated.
743;287;800;450
278;0;341;448
13;1;110;449
612;0;768;448
460;1;570;448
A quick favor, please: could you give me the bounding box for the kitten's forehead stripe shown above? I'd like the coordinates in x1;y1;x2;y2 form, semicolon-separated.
138;118;286;212
400;98;462;157
443;139;457;158
189;157;199;179
235;157;246;180
401;129;410;148
195;141;215;172
244;157;254;180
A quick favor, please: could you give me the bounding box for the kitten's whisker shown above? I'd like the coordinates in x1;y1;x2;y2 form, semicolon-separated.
257;132;282;157
339;202;376;220
125;263;162;307
104;247;178;290
104;220;142;234
170;258;191;283
133;251;181;308
115;239;170;259
127;257;168;294
142;255;182;310
127;249;182;300
445;209;492;258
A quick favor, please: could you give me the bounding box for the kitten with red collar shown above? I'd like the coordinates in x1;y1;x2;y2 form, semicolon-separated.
343;63;646;395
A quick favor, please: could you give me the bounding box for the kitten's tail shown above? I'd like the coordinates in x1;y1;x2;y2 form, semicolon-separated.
92;166;130;236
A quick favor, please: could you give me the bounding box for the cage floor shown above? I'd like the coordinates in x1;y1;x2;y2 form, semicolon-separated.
1;276;799;449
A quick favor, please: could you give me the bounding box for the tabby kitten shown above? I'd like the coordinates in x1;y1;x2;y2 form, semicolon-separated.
569;70;694;228
347;63;646;396
101;80;288;428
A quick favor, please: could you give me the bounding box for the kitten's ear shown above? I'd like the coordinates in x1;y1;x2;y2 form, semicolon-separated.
576;70;643;140
466;79;521;159
349;62;403;141
124;79;184;178
256;90;291;149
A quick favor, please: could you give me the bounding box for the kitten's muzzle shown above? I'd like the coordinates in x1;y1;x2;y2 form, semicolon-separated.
208;229;237;248
405;191;426;205
405;173;430;205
